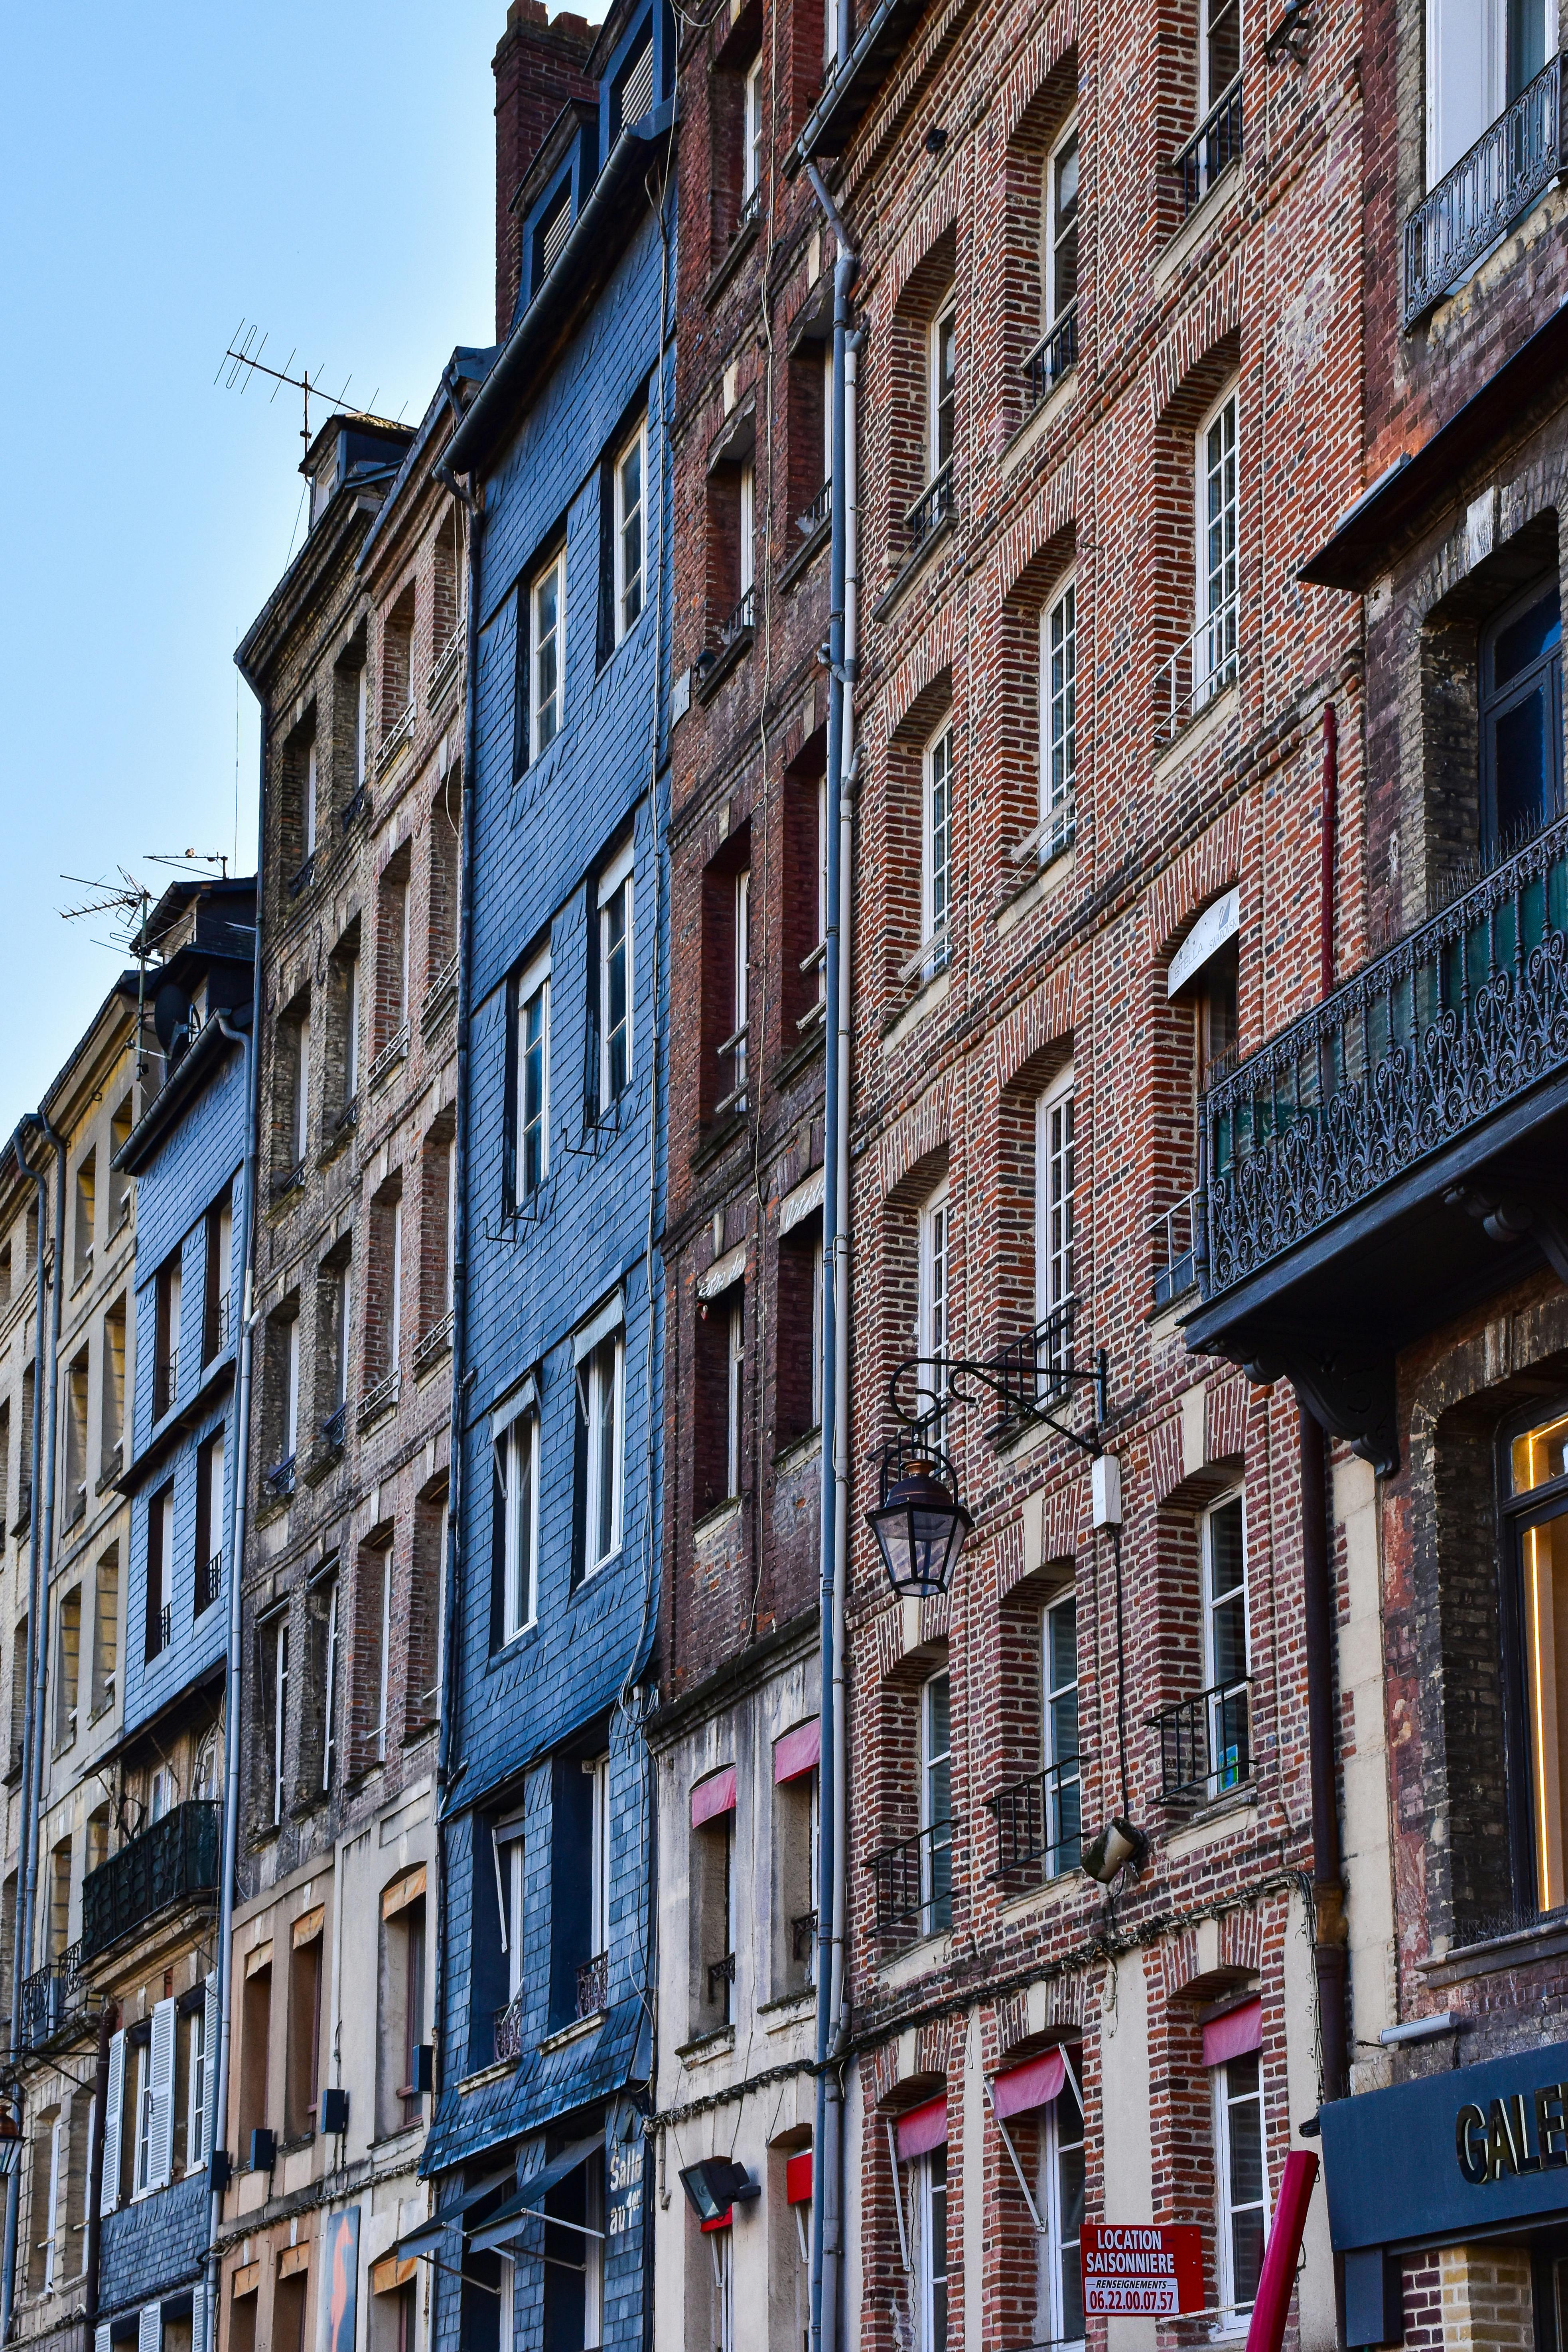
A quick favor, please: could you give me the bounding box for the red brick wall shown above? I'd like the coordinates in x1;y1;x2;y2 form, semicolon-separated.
492;0;598;339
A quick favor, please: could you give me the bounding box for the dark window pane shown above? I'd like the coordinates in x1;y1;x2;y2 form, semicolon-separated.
1494;589;1561;691
1496;687;1549;841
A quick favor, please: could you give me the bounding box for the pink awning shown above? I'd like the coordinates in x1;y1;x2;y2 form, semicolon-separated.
774;1719;821;1784
895;2098;948;2161
691;1766;737;1828
1202;1997;1262;2070
991;2047;1066;2121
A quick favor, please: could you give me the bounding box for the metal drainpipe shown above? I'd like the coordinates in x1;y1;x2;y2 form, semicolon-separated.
202;830;264;2346
0;1111;62;2345
804;157;857;2352
83;1993;116;2326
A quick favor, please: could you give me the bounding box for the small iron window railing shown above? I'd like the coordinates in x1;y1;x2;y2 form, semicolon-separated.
867;1820;954;1934
493;1993;527;2064
1403;54;1565;325
413;1313;455;1377
904;463;955;557
19;1943;87;2051
1148;1677;1252;1804
154;1352;178;1418
367;1023;410;1093
1154;591;1239;743
577;1950;610;2018
266;1454;296;1500
791;1909;819;1964
195;1551;222;1618
359;1366;401;1430
146;1602;171;1662
706;1951;737;2005
986;1760;1082;1884
1021;304;1078;412
716;587;756;651
377;698;416;774
1173;74;1243;214
319;1403;348;1456
1149;1187;1206;1309
428;631;463;709
796;479;832;541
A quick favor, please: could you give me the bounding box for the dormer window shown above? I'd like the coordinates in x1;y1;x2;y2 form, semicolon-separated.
614;25;655;138
536;187;571;290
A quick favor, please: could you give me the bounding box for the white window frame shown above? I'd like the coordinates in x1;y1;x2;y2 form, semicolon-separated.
927;304;956;482
919;1668;952;1936
721;870;750;1114
186;2004;207;2169
333;1267;351;1410
270;1616;289;1826
343;947;360;1104
517;949;551;1198
531;550;565;754
387;1197;402;1376
1039;577;1077;859
1045;117;1079;329
1213;2050;1268;2332
132;2041;153;2197
1195;385;1239;706
304;740;318;859
822;342;834;487
810;1231;824;1430
725;1291;745;1498
742;55;764;199
1201;1488;1250;1795
355;667;369;791
43;2110;63;2287
598;844;635;1110
1042;1589;1081;1877
505;1835;527;2000
284;1314;300;1459
376;1551;392;1763
321;1577;339;1791
710;2216;736;2352
613;424;647;643
1035;1067;1076;1347
921;721;953;978
292;1013;310;1166
1199;0;1243;120
738;461;756;604
916;1180;949;1431
497;1408;539;1643
589;1754;611;1956
913;2146;949;2352
583;1333;625;1575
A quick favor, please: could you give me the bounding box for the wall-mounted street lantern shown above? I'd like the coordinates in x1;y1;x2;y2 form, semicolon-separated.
0;2102;21;2180
866;1315;1110;1601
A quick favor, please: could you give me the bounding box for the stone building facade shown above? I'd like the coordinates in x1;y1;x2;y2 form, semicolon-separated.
218;373;479;2352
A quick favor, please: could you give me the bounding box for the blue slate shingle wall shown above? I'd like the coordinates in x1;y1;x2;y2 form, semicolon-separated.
124;1033;245;1736
430;73;673;2352
98;2169;209;2319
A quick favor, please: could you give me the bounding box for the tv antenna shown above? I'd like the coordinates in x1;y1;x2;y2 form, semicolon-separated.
217;319;385;451
147;849;231;878
59;869;159;1078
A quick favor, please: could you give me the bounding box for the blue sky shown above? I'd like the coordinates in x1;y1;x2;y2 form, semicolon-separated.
0;1;505;1116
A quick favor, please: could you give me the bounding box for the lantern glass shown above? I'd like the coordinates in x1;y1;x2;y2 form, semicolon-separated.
868;1461;972;1598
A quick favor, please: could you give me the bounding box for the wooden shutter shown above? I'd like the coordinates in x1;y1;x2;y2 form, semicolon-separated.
138;2301;161;2352
148;1997;175;2191
201;1971;219;2169
99;2032;123;2216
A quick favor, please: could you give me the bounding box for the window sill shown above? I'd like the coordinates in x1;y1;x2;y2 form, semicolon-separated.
1000;363;1078;481
491;1620;540;1664
772;1023;826;1091
758;1987;815;2032
876;1928;951;1993
1153;674;1240;776
692;1109;748;1172
693;1496;744;1544
704;207;761;308
995;844;1075;941
1163;1793;1258;1863
675;2023;736;2065
1420;1912;1568;1989
872;511;954;624
779;509;832;593
1154;155;1243;291
773;1426;821;1475
694;626;755;705
540;2010;605;2057
571;1548;623;1599
880;966;950;1054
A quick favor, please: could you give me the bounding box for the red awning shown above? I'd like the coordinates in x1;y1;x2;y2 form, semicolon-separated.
991;2047;1066;2121
895;2098;948;2161
786;2151;813;2205
774;1719;821;1784
691;1766;737;1828
1202;1997;1262;2070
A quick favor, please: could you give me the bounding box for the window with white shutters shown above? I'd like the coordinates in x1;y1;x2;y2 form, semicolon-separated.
99;2031;123;2215
200;1971;219;2169
147;1996;175;2192
138;2302;162;2352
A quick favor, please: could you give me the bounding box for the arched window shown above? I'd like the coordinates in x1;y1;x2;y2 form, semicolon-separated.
1481;574;1562;852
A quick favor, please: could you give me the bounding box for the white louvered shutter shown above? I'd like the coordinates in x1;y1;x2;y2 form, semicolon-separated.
138;2301;162;2352
100;2032;124;2216
200;1971;219;2167
190;2274;210;2352
148;1997;176;2191
95;2327;110;2352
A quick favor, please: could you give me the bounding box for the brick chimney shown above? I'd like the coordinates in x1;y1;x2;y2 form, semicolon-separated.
494;0;600;339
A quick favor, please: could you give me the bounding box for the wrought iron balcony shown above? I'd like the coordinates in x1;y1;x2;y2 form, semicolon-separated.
717;586;755;651
867;1820;953;1935
576;1950;609;2019
1174;74;1242;214
195;1550;222;1618
1021;305;1077;412
19;1944;90;2050
904;464;954;556
1148;1678;1252;1806
493;1993;526;2064
287;852;316;901
986;1760;1082;1885
79;1800;220;1961
1404;54;1565;325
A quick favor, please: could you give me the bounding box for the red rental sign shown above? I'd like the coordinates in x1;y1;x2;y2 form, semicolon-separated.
1080;2224;1205;2317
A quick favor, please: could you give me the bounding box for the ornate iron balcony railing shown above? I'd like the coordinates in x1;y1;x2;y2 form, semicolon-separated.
716;587;755;652
428;630;463;709
986;1760;1082;1885
576;1950;609;2019
204;1292;231;1362
80;1801;220;1961
1148;1678;1252;1805
1203;816;1568;1298
1149;1187;1205;1309
1174;74;1243;214
905;464;954;556
1403;53;1565;324
868;1820;954;1935
1022;305;1078;412
19;1944;89;2051
494;1992;527;2064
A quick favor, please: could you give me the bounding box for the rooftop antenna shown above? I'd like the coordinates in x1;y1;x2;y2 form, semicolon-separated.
217;319;383;454
58;868;158;1085
146;849;231;878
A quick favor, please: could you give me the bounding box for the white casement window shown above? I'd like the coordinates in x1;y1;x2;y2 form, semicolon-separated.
376;1551;392;1762
824;0;847;75
916;1181;949;1432
710;2220;736;2352
584;2159;606;2350
1045;121;1079;329
1040;578;1077;858
354;667;369;791
919;1670;953;1936
1195;386;1239;705
292;1014;310;1167
582;1333;624;1574
1426;0;1553;183
495;1408;539;1642
1201;1491;1250;1795
1199;0;1242;118
496;1819;527;2002
921;721;953;978
1036;2062;1086;2348
1042;1591;1082;1875
1035;1068;1076;1357
270;1617;289;1825
614;425;646;642
132;2006;175;2200
343;948;360;1105
321;1577;339;1790
304;741;318;860
1214;2050;1267;2326
725;1291;745;1498
589;1753;611;1957
738;461;756;605
333;1268;351;1410
186;1999;207;2169
531;552;565;754
912;2148;949;2352
43;2110;63;2287
284;1316;300;1460
927;304;956;480
387;1198;403;1375
742;54;764;201
598;847;634;1110
517;950;551;1198
809;769;830;1017
151;1485;174;1640
721;870;750;1114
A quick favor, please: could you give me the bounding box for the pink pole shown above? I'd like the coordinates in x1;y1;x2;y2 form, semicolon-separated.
1245;2149;1319;2352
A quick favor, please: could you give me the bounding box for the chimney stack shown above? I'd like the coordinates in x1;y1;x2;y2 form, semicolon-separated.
494;0;600;340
